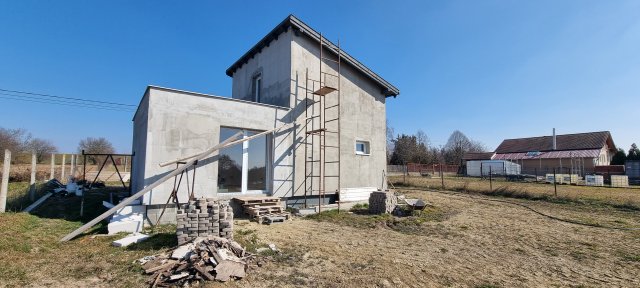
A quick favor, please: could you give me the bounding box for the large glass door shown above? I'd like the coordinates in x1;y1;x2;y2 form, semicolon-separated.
217;127;268;194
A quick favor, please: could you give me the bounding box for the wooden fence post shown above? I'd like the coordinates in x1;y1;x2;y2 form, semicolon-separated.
29;153;37;201
0;149;11;212
50;153;55;180
61;154;66;184
70;154;76;179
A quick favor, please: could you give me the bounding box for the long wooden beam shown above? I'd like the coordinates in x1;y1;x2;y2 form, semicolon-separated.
59;131;244;241
158;121;297;167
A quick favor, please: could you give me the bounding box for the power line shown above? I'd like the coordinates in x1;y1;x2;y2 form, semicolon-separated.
0;92;134;111
0;88;137;107
0;94;136;112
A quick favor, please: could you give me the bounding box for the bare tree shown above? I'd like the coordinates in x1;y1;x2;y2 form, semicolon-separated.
0;127;31;152
416;129;430;147
26;138;58;163
443;130;487;165
386;120;395;163
78;137;115;164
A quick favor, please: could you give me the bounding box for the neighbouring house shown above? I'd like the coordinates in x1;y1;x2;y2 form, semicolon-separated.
492;130;617;175
131;15;400;224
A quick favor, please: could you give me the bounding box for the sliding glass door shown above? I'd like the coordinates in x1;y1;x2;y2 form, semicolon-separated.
217;127;268;194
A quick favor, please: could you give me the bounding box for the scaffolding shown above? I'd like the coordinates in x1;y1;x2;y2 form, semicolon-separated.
303;33;341;212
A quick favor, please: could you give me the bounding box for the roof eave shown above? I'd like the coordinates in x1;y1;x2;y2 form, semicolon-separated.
225;15;400;97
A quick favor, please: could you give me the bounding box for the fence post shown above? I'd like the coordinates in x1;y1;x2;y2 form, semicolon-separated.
489;166;493;191
553;168;557;197
61;154;66;184
403;162;407;185
50;153;55;180
0;149;11;213
70;154;75;179
440;164;444;189
29;153;37;201
535;168;538;183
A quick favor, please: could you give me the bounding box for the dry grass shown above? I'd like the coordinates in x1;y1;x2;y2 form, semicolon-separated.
391;175;640;210
2;180;640;287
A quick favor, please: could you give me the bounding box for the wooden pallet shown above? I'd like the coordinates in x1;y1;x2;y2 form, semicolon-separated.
254;212;291;224
246;205;285;217
233;196;281;205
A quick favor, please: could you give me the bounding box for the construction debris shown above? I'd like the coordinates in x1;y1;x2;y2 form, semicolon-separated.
368;191;398;214
140;236;250;286
233;196;291;224
112;233;149;247
177;198;233;246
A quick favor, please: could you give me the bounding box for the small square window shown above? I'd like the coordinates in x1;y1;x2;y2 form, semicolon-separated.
355;140;370;155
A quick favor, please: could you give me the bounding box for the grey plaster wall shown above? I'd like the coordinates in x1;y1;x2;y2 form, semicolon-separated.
132;87;294;205
231;29;292;108
290;32;389;196
131;91;150;194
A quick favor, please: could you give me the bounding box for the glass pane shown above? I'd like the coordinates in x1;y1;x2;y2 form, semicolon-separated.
217;128;243;192
246;130;267;191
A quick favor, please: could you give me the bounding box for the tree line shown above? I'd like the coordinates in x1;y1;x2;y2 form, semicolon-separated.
611;143;640;165
0;126;115;164
386;122;486;165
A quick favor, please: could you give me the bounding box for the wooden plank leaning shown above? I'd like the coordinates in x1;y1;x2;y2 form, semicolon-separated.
60;121;296;242
158;126;290;168
59;131;243;242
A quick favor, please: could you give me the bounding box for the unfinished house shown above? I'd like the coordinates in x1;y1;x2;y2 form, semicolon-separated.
131;15;400;223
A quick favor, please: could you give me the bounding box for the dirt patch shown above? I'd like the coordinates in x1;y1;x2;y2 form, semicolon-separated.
231;190;640;287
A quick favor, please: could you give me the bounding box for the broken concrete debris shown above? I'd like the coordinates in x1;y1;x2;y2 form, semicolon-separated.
176;198;234;246
368;191;430;215
368;191;398;214
140;236;250;285
111;233;149;247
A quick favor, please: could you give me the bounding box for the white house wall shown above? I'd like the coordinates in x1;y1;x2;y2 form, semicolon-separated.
133;87;293;205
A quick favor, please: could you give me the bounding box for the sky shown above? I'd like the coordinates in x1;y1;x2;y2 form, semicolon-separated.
0;0;638;153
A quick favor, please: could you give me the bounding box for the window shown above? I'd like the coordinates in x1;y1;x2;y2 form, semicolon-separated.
355;140;370;155
252;74;262;102
217;128;268;194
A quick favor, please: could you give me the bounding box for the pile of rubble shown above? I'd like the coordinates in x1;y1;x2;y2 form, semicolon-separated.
141;236;250;285
368;191;428;215
176;198;234;245
368;191;398;214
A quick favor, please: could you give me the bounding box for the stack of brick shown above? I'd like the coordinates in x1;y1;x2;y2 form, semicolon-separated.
218;201;234;240
176;198;225;245
368;191;398;214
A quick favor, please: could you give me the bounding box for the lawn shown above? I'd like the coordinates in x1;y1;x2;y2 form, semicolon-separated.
390;175;640;210
0;185;175;288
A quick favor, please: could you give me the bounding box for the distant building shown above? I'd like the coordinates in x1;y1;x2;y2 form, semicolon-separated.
462;152;495;162
492;130;616;174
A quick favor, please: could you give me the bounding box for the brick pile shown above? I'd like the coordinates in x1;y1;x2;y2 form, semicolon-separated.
218;202;234;239
176;198;233;245
368;191;398;214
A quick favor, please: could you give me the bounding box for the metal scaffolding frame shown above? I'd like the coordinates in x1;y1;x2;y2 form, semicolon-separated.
303;33;341;212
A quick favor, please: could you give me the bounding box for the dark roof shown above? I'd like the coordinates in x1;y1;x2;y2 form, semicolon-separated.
463;152;495;161
225;15;400;97
495;131;616;154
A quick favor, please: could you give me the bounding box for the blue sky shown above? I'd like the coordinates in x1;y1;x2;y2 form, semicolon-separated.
0;0;638;153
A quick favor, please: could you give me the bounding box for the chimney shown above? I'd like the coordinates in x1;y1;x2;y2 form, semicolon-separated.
552;128;557;150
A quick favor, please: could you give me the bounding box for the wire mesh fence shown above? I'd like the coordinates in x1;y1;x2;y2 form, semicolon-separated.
1;150;132;212
388;164;640;210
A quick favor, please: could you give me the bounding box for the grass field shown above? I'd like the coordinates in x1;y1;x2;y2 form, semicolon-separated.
3;182;50;212
1;180;640;287
390;175;640;210
0;185;175;287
